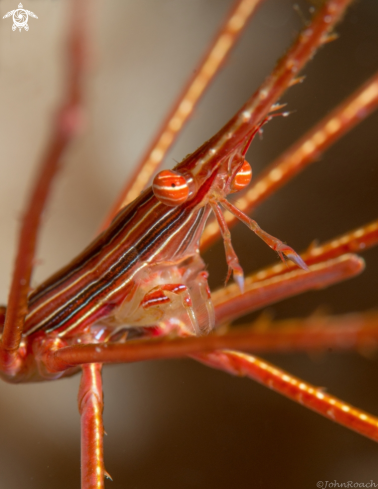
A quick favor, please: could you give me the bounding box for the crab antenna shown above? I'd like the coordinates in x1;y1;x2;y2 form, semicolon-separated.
241;119;268;158
219;198;308;271
241;111;291;159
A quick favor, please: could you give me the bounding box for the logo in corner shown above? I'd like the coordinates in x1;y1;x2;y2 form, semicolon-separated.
3;3;38;32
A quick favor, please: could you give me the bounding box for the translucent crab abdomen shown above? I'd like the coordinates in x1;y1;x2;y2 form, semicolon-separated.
111;256;214;336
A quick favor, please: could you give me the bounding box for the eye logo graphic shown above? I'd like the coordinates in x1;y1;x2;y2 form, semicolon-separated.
2;3;38;32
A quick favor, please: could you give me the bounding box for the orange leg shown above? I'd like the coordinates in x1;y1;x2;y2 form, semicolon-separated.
0;0;89;370
41;311;378;369
201;72;378;248
219;196;308;270
102;0;352;233
212;254;362;325
99;0;265;230
192;350;378;442
227;219;378;287
1;1;374;487
78;363;107;489
44;253;363;372
210;202;244;291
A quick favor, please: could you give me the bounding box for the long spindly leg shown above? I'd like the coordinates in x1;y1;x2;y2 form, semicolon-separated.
43;310;378;368
210;202;245;291
0;0;88;373
78;363;108;489
218;196;308;270
101;0;351;231
50;223;377;372
213;254;363;325
192;350;378;442
99;0;264;231
202;72;378;248
183;0;353;195
44;253;363;370
43;262;378;443
42;253;378;441
218;312;378;354
226;218;378;288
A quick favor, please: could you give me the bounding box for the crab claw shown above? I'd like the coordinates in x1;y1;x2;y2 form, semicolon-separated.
232;268;245;294
279;245;309;271
219;198;309;272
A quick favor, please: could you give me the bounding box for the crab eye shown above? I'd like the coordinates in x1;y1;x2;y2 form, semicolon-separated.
231;160;252;192
152;170;190;206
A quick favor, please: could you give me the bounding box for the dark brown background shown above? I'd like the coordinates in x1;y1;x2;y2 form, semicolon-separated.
0;0;377;487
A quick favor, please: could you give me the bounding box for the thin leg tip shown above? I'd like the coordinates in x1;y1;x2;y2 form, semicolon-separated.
233;271;245;294
286;252;309;271
105;469;113;481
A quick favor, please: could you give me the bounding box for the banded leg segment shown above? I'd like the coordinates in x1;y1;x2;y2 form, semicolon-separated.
192;350;378;442
79;363;106;489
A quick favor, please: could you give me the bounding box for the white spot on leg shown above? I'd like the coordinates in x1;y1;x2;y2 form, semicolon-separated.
269;168;283;182
325;118;341;135
353;229;365;238
151;149;163;163
302;140;316;156
179;100;193;115
241;110;251;121
327;409;335;419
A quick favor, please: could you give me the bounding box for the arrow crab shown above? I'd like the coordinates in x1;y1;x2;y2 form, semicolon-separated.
0;0;378;488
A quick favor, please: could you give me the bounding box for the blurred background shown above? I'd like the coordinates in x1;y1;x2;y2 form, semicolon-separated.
0;0;378;487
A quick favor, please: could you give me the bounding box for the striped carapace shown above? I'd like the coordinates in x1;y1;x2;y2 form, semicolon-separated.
2;2;378;488
23;133;306;340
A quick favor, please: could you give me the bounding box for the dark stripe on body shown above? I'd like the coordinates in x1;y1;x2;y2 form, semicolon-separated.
26;169;218;337
28;191;155;306
26;202;196;335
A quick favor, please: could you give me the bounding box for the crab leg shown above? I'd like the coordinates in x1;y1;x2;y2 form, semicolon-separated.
228;312;378;353
219;197;308;270
176;0;353;189
78;363;106;489
103;0;352;232
43;310;378;371
233;219;378;286
44;254;363;372
212;254;362;325
100;0;265;230
193;350;378;443
0;0;89;360
201;72;378;248
210;202;245;291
